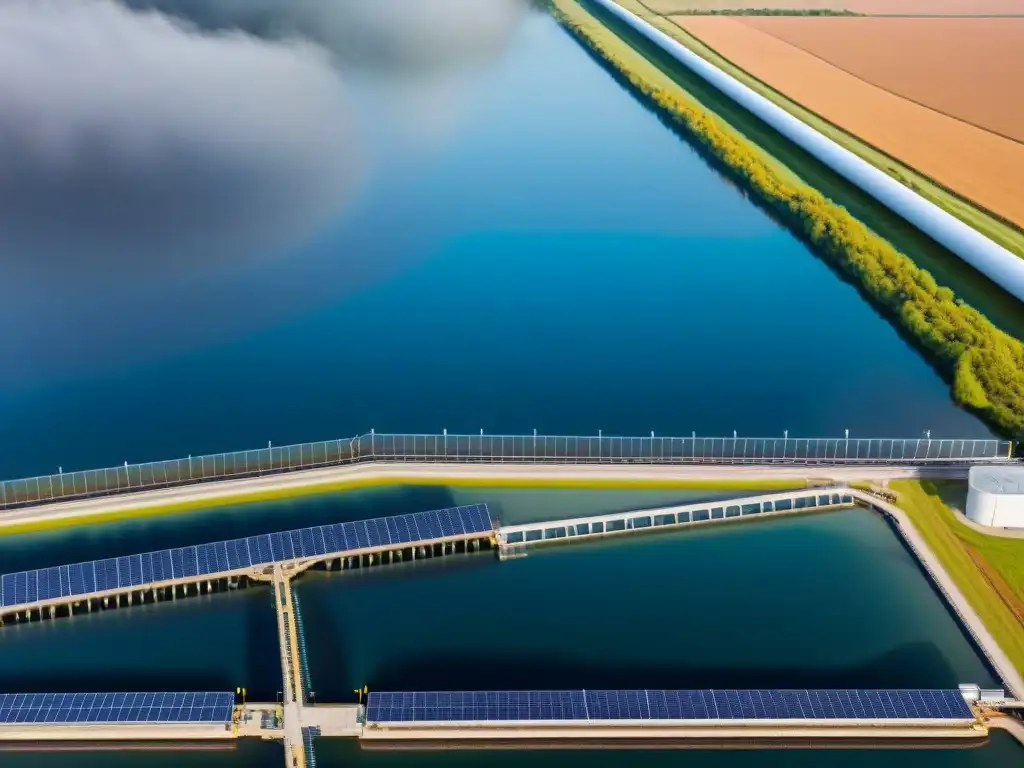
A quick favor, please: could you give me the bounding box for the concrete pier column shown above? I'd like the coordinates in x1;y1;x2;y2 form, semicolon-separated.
103;597;109;608
207;580;212;593
49;606;55;619
326;559;332;571
128;593;133;606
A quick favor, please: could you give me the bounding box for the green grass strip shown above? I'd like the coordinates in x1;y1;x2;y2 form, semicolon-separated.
552;0;1024;439
889;480;1024;679
0;476;805;536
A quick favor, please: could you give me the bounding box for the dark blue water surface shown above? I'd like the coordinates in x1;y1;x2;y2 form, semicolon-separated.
0;7;1017;767
0;9;987;481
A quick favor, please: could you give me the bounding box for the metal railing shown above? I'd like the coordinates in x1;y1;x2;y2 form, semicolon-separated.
0;431;1014;511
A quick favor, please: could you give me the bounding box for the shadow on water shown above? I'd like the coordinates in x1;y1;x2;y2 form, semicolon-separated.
245;588;282;702
568;1;1024;339
364;642;960;693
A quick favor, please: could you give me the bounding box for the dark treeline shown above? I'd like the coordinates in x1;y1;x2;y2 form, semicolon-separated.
554;2;1024;439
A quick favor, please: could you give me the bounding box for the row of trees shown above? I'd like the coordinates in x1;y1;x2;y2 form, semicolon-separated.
556;5;1024;438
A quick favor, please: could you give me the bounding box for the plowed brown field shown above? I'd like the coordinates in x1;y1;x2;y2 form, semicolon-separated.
671;15;1024;227
647;0;1024;14
740;17;1024;141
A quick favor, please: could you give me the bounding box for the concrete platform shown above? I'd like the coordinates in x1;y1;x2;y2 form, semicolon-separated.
359;722;987;746
0;723;235;742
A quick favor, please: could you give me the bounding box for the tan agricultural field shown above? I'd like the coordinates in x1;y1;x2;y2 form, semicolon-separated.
739;17;1024;142
645;0;1024;14
670;16;1024;228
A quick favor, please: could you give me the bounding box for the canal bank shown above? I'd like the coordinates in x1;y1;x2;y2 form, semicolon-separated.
551;0;1024;440
2;489;1022;764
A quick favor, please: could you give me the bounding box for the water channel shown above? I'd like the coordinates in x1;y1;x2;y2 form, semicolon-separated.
0;3;991;481
0;2;1018;766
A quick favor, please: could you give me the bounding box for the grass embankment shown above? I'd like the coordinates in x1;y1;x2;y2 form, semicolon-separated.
890;479;1024;679
0;476;806;536
553;0;1024;439
628;0;1024;258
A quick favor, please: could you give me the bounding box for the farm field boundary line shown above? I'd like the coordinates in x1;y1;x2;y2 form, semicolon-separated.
631;0;1024;256
669;15;1024;232
737;15;1024;146
550;0;1024;436
732;23;1024;147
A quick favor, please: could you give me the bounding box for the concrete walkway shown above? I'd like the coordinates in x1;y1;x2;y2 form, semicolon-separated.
986;715;1024;749
0;461;969;534
848;489;1024;700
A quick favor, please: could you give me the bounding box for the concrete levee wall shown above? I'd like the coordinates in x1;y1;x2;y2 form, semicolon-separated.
588;0;1024;303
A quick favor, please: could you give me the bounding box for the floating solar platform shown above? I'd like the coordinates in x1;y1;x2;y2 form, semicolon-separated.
366;689;975;724
0;504;491;610
0;692;234;725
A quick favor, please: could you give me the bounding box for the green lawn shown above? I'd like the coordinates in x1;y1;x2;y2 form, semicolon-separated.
889;479;1024;680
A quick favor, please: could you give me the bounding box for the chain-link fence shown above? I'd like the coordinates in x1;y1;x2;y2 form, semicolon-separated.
0;432;1013;510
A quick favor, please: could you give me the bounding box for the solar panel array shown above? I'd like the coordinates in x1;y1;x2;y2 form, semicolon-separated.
0;504;491;609
0;692;234;724
366;689;973;723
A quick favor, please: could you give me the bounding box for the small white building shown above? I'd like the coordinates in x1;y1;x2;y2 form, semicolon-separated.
966;466;1024;529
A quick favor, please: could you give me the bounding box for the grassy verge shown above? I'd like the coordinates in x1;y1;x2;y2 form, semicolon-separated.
552;0;1024;438
889;479;1024;679
0;476;806;537
628;0;1024;257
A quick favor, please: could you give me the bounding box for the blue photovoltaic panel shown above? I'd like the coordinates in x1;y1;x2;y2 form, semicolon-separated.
0;504;491;609
169;548;184;580
213;542;230;573
353;520;371;550
269;532;286;562
393;515;412;544
179;547;199;578
320;524;339;554
417;510;442;541
255;535;273;565
290;530;307;560
438;508;457;537
0;691;235;724
385;515;402;545
280;531;296;561
139;553;155;585
67;563;86;596
25;571;37;604
35;569;52;602
365;690;975;724
154;550;173;582
128;555;143;587
224;539;247;570
309;526;327;556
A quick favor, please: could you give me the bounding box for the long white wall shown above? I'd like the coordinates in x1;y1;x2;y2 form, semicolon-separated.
589;0;1024;304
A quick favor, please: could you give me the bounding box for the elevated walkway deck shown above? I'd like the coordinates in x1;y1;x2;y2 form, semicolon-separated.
361;688;986;746
497;488;854;548
0;504;494;625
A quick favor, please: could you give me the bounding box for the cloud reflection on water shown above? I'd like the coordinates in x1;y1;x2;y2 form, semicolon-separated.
0;0;529;383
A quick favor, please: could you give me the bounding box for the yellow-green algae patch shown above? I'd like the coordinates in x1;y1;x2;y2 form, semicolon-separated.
0;474;806;536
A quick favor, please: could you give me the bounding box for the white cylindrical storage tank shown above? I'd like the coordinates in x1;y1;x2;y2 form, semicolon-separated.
967;466;1024;529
